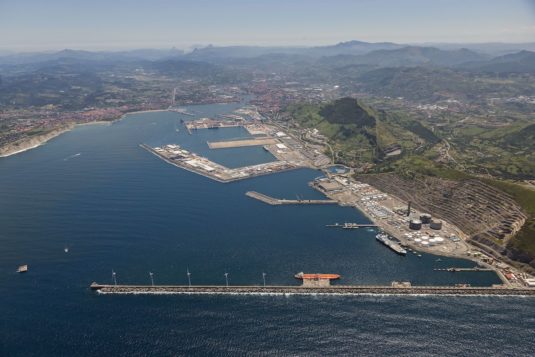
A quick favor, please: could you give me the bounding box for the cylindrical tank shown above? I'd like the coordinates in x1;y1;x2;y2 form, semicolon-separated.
409;219;422;230
420;213;432;224
430;219;443;230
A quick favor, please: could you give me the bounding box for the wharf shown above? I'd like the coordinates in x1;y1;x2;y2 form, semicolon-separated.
141;144;300;183
326;223;378;228
246;191;338;205
207;137;277;149
90;283;535;297
185;119;243;131
434;267;494;272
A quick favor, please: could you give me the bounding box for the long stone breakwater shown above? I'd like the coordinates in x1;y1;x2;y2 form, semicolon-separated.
90;283;535;297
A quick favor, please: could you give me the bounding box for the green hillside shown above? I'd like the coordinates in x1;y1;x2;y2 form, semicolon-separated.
288;97;439;166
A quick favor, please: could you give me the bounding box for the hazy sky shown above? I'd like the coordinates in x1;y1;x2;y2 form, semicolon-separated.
1;0;534;51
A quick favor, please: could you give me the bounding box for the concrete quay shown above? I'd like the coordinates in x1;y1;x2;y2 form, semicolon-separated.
90;283;535;297
246;191;338;205
207;137;277;149
141;144;300;183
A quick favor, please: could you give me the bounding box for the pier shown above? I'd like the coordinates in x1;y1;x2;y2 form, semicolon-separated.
185;118;244;131
433;267;494;272
207;137;277;149
246;191;338;205
90;283;535;297
326;223;378;228
141;144;300;183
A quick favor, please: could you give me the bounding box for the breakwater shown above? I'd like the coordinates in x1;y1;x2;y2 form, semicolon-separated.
90;283;535;297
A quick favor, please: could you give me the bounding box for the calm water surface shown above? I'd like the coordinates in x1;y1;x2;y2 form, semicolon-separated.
1;104;534;356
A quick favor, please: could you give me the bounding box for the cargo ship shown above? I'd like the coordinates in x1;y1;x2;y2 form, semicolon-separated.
294;272;341;280
376;233;407;255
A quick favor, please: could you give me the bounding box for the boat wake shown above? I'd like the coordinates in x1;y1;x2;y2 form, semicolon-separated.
63;153;81;161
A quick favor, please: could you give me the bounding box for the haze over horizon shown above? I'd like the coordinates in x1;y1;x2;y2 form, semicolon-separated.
1;0;534;52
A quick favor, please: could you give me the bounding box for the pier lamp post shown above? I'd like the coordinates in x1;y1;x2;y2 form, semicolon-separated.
149;272;154;286
224;272;229;287
112;270;117;286
187;268;191;287
262;273;266;287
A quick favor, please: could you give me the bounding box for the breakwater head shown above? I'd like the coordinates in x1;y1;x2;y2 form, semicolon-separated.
90;283;535;297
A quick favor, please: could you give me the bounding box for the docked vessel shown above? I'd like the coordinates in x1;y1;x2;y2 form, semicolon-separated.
342;222;359;229
294;272;341;280
376;233;407;255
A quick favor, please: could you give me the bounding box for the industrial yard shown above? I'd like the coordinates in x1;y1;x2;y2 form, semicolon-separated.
310;173;534;287
312;175;469;257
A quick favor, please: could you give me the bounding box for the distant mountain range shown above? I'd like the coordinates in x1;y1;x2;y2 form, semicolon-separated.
458;50;535;73
0;48;185;66
1;40;534;75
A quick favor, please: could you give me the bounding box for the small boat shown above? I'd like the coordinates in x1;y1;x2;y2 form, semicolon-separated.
17;265;28;273
64;247;69;253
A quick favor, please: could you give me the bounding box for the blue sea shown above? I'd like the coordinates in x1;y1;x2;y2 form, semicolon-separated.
1;103;534;356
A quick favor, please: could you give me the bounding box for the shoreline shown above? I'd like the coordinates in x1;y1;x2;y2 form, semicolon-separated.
0;124;75;158
0;109;175;159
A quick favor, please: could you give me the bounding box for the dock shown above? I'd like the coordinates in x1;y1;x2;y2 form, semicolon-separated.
185;118;244;131
326;223;378;228
433;267;494;272
246;191;338;205
90;283;535;297
141;144;300;183
207;137;277;149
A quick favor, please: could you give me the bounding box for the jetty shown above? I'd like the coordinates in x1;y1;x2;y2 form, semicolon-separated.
245;191;338;205
326;223;378;228
433;267;494;272
207;137;277;149
141;144;300;183
90;283;535;297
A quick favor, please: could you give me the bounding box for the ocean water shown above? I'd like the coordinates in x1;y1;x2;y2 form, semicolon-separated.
1;104;534;356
